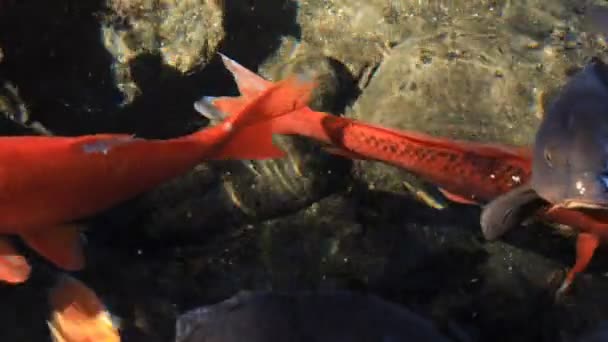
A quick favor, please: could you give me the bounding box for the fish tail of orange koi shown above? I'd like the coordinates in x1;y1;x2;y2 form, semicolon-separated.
47;274;121;342
0;237;31;284
202;53;535;162
194;53;274;119
194;54;317;160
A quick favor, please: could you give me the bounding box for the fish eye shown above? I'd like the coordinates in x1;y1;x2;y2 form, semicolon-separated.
544;148;553;167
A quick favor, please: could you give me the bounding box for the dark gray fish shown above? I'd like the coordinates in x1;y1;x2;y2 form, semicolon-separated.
531;58;608;210
480;57;608;238
577;321;608;342
583;4;608;38
175;290;455;342
480;184;548;240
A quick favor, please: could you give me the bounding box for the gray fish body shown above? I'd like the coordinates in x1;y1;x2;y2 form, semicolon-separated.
175;291;454;342
531;58;608;209
576;321;608;342
479;58;608;240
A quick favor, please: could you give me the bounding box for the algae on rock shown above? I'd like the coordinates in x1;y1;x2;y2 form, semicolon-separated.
101;0;225;105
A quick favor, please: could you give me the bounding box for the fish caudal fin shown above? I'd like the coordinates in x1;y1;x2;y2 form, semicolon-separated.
0;237;31;284
201;64;317;160
226;72;316;129
218;53;273;98
194;96;237;122
48;274;120;342
193;53;284;120
21;224;85;271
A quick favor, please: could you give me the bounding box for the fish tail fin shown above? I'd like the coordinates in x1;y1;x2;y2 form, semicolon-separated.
47;274;121;342
218;53;274;98
196;62;317;160
194;54;272;121
0;237;31;284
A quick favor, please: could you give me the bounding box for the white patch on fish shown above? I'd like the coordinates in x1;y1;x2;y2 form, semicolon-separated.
575;180;586;195
601;175;608;190
81;136;137;155
223;122;233;132
193;96;229;121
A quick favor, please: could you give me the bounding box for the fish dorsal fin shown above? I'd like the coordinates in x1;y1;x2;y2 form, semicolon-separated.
438;188;479;205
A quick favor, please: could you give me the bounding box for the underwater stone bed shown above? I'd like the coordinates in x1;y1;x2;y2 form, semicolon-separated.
0;0;608;341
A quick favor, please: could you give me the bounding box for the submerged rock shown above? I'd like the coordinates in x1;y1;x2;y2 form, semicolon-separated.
101;0;225;104
2;1;608;342
258;37;359;114
175;290;454;342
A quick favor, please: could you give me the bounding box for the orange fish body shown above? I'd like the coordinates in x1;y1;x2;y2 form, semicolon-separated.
292;112;531;204
0;74;315;283
0;133;230;230
208;54;531;204
205;54;608;295
0;236;30;283
309;114;608;295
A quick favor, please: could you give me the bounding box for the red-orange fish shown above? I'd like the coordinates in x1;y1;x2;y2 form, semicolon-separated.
0;236;30;284
47;274;120;342
0;74;314;284
198;54;608;296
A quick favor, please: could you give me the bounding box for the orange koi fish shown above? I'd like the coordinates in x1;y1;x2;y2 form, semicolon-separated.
0;236;30;284
0;74;314;284
197;53;608;296
47;274;120;342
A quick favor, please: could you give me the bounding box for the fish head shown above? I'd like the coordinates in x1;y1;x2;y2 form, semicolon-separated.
531;58;608;210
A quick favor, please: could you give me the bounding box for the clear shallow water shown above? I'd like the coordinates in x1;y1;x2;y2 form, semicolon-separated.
0;0;607;341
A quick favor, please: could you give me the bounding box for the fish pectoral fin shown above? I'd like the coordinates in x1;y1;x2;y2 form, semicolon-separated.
480;184;548;241
0;236;31;284
556;232;601;298
437;188;479;205
21;224;85;271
